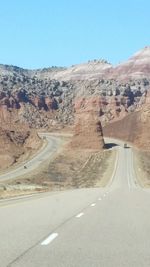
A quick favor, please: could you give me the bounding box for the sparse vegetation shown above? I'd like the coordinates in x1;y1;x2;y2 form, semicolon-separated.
134;150;150;187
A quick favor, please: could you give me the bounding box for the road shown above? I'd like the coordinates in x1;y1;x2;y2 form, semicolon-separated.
0;134;64;182
1;138;150;266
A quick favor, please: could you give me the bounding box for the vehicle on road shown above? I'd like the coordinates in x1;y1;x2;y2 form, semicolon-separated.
124;143;128;148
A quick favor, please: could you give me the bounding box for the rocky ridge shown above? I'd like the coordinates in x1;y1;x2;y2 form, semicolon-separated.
107;46;150;81
0;47;150;129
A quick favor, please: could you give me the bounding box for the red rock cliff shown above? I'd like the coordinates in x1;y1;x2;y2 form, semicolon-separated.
71;97;104;150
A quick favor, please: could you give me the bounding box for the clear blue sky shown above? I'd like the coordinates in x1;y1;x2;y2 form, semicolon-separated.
0;0;149;69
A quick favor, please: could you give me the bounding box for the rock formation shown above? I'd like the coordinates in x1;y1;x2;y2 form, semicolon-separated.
0;46;150;151
71;97;104;150
103;92;150;150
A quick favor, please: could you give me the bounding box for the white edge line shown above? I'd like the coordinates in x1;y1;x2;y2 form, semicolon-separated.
41;233;58;246
91;203;96;207
126;150;131;190
107;146;119;187
76;212;84;218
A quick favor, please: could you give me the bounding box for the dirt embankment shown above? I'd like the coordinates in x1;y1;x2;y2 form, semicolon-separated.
104;112;138;144
104;101;150;151
0;126;42;171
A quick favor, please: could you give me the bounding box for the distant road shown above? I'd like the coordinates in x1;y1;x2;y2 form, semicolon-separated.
1;137;150;267
0;134;64;182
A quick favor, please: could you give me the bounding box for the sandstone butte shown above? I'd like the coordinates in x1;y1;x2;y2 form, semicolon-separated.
70;96;104;150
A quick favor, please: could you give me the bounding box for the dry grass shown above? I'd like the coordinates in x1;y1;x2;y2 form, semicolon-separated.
134;150;150;187
0;147;115;198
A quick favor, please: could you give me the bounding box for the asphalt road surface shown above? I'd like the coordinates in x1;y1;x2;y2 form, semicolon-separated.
1;138;150;267
0;134;63;182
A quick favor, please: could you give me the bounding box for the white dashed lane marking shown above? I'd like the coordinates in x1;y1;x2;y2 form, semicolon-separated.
76;212;84;218
40;191;112;247
41;192;110;246
91;203;96;207
41;233;58;246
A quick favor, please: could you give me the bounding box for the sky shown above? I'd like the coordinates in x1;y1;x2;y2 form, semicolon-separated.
0;0;150;69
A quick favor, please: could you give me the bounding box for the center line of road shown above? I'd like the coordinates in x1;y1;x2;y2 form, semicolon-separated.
91;203;96;207
41;233;58;246
76;212;84;218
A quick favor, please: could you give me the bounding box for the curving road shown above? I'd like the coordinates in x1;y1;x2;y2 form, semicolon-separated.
0;134;64;182
1;137;150;267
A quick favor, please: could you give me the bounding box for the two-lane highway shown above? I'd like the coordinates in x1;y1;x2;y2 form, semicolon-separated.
0;134;64;182
1;137;150;267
